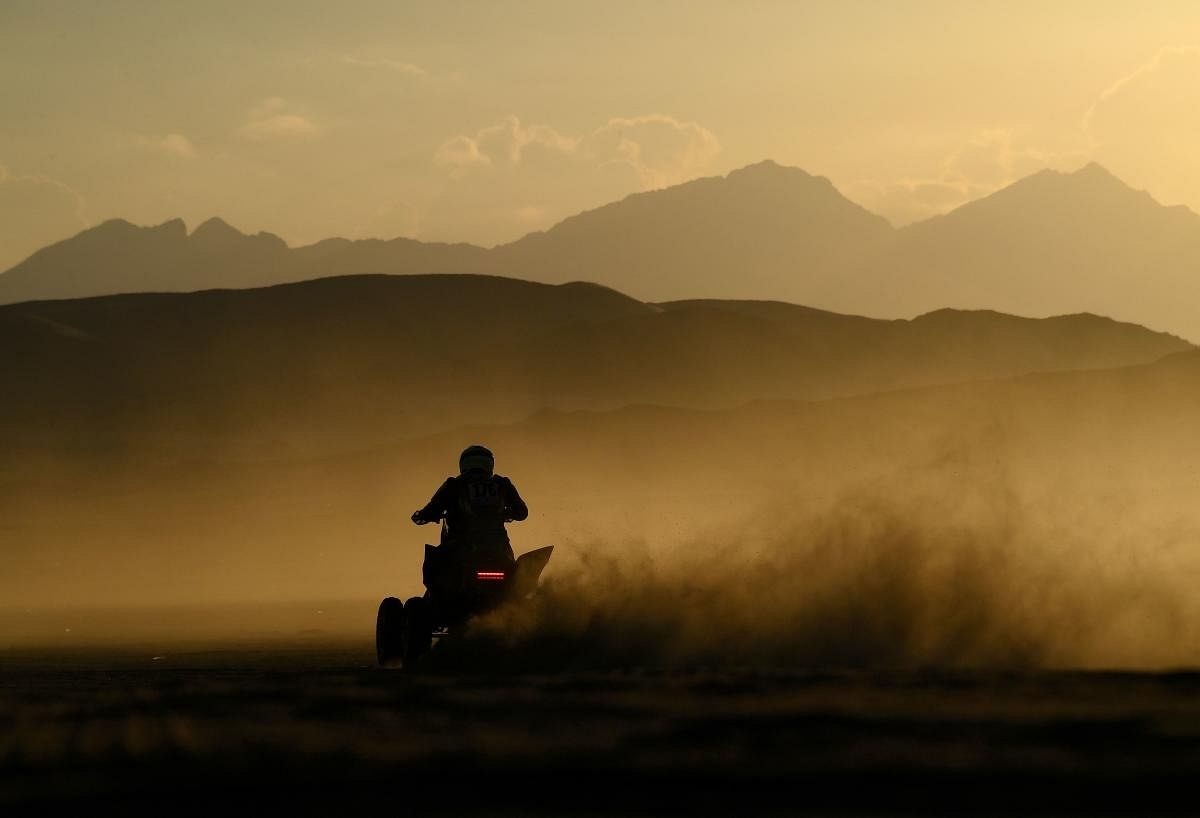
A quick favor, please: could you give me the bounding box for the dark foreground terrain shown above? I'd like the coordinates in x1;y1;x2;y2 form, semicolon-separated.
4;646;1200;816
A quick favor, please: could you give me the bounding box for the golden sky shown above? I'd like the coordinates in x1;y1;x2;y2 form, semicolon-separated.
3;1;1200;270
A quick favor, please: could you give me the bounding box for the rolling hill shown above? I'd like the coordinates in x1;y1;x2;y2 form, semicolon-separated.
0;273;1188;463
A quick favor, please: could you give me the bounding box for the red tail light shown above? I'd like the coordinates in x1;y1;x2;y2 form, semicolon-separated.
476;571;506;581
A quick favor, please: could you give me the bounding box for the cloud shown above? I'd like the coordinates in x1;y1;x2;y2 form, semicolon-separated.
846;130;1056;225
434;134;491;170
434;115;578;173
583;114;722;189
340;55;426;77
0;162;90;270
1083;46;1200;143
237;98;319;142
137;133;197;160
1083;46;1200;208
240;114;318;141
433;113;720;190
942;129;1048;188
423;114;721;245
158;133;197;159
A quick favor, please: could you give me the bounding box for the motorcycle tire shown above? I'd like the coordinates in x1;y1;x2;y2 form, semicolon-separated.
376;596;406;668
403;596;433;668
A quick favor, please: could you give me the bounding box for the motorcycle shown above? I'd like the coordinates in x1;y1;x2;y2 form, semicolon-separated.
376;518;553;669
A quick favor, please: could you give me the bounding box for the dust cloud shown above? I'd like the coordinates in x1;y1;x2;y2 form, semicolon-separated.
456;469;1200;672
4;352;1200;669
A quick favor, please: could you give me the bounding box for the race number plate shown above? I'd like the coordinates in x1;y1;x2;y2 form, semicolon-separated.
466;478;503;510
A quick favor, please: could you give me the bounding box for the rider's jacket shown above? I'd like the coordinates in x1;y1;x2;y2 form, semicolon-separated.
415;472;528;547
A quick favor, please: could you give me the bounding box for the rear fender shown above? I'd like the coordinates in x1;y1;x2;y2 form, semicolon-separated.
512;546;554;598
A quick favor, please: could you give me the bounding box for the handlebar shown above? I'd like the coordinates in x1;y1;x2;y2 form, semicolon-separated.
412;511;517;525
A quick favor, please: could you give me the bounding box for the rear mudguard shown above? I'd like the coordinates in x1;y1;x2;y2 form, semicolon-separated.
512;546;553;598
424;543;553;597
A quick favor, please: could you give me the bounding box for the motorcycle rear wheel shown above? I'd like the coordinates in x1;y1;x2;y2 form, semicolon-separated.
376;596;406;668
402;596;434;668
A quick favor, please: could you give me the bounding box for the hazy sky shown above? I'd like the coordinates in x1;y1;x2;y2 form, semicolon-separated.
3;1;1200;270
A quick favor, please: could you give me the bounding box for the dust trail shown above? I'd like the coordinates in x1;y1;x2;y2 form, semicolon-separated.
444;484;1200;672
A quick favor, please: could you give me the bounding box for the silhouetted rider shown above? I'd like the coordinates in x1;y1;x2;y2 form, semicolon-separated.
411;445;528;561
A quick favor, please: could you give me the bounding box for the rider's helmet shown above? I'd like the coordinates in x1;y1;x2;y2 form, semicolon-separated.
459;444;495;476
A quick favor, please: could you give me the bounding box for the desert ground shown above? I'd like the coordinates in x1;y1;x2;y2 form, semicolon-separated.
5;628;1200;817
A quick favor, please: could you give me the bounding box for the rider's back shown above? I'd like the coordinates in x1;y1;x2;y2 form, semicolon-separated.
418;471;528;549
413;445;528;564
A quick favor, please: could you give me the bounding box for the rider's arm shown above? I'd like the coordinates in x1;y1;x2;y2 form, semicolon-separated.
413;477;456;524
501;478;528;521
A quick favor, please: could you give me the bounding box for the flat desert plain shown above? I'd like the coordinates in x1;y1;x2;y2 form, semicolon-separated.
4;638;1200;816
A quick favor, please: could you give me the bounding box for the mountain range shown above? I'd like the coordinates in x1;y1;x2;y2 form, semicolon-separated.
4;160;1199;340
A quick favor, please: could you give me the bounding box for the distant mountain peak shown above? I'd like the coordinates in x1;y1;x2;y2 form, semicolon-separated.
716;161;860;214
1074;160;1118;178
155;218;188;237
929;161;1156;226
728;158;786;174
92;217;138;233
190;216;245;245
71;217;185;242
726;159;818;183
188;217;288;251
1031;161;1137;195
192;216;240;235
